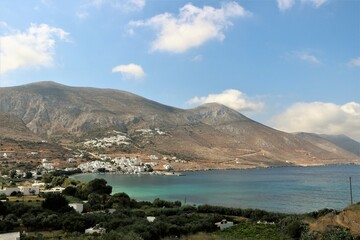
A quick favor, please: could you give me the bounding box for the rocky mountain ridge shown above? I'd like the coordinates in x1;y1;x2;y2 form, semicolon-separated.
0;81;359;169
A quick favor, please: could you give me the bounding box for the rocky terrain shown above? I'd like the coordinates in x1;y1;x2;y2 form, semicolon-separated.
0;81;359;170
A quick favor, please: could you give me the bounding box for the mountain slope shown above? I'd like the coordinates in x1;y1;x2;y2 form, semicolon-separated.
0;112;41;142
0;81;359;169
318;134;360;157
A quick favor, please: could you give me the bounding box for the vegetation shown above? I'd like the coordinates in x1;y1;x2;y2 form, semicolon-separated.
0;175;358;239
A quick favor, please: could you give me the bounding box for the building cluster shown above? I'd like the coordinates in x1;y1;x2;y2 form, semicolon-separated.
77;156;158;174
0;182;66;197
135;128;166;136
83;131;131;148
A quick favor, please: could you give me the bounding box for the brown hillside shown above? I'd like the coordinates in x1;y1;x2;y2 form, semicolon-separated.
0;81;359;169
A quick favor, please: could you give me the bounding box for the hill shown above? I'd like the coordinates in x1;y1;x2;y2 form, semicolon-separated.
0;81;359;170
0;112;41;142
318;134;360;157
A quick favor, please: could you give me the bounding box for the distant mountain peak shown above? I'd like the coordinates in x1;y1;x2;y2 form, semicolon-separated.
24;81;67;87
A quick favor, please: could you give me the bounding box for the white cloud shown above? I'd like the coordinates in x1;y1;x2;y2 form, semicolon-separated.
188;89;264;112
0;23;69;74
272;102;360;141
82;0;145;12
76;11;90;20
301;0;329;8
112;0;145;12
83;0;105;8
130;2;251;53
112;63;145;80
191;54;203;62
277;0;295;11
294;51;320;64
348;57;360;67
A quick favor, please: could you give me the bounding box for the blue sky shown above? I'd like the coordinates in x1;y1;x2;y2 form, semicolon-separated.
0;0;359;140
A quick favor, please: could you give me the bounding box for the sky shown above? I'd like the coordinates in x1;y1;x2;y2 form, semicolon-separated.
0;0;359;140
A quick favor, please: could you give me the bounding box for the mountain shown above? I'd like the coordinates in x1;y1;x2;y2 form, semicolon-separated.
296;133;360;157
0;112;41;142
0;81;359;169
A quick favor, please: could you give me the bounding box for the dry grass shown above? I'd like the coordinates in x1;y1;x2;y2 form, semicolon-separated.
8;195;44;202
306;204;360;235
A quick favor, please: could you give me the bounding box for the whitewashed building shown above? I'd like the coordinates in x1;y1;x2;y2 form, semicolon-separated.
69;203;84;213
85;224;106;234
18;186;39;195
0;187;19;196
0;232;20;240
215;219;234;230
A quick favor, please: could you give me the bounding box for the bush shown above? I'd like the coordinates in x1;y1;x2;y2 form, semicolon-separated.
321;226;353;240
42;193;69;212
279;216;305;239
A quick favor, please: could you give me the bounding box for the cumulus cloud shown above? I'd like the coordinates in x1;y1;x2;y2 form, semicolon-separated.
277;0;295;11
272;102;360;141
129;2;251;53
0;23;69;74
301;0;328;8
112;63;145;80
188;89;264;112
348;57;360;67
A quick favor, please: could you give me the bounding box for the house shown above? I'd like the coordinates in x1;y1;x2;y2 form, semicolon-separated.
42;162;54;170
0;187;20;196
85;224;106;234
32;182;46;188
0;232;21;240
41;187;65;193
19;186;39;195
215;219;234;230
163;164;173;171
69;203;84;213
0;186;40;196
147;216;156;222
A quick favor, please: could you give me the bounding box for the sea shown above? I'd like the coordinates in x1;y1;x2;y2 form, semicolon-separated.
73;164;360;213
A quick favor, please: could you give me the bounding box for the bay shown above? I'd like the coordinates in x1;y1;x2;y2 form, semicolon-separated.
73;164;360;213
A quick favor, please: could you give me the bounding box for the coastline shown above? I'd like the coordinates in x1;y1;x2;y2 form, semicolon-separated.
71;162;360;178
71;164;360;214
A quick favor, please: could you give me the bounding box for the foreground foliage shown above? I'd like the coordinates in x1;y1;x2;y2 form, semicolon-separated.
0;177;358;240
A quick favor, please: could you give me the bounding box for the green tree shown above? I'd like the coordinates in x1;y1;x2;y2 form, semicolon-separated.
9;170;17;179
87;178;112;195
75;182;89;200
42;193;69;212
24;171;33;179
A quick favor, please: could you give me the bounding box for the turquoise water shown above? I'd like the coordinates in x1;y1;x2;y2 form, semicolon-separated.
73;165;360;213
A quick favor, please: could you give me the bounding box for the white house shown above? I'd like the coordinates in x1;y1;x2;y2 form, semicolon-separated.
163;164;173;171
41;187;65;193
85;224;106;234
147;216;156;222
0;187;19;196
0;232;20;240
0;186;40;196
69;203;84;213
19;186;39;195
32;182;46;188
43;162;54;170
215;219;234;230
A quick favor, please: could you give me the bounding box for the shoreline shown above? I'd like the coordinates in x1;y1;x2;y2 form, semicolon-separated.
71;162;360;178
